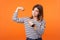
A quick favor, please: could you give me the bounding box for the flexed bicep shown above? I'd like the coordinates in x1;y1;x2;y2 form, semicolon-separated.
12;6;25;23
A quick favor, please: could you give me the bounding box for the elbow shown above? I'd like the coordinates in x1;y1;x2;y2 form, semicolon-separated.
12;17;19;23
12;17;17;22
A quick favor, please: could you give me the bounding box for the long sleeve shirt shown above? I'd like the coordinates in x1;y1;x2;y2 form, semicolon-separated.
12;11;46;39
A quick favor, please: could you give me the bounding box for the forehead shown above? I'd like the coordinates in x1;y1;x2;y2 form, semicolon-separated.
33;7;39;11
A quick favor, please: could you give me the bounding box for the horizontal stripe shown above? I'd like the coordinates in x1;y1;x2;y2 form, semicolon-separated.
12;12;46;39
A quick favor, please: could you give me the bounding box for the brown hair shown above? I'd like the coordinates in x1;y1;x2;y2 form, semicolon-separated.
30;4;43;21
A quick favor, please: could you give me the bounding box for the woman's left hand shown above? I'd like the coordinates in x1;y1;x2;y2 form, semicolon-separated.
28;20;34;26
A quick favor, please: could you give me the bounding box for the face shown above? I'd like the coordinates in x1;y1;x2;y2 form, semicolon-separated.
32;7;39;17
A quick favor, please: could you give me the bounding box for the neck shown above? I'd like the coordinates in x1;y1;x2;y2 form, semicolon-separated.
33;16;41;22
33;16;38;21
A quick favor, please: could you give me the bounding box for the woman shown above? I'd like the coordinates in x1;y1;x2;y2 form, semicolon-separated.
12;4;46;40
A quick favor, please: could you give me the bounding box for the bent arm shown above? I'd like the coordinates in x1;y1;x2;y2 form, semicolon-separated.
12;8;25;23
35;20;46;35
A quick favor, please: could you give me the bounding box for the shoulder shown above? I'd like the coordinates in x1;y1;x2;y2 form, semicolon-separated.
41;19;46;24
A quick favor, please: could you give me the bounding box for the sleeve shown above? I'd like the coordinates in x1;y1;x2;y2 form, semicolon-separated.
36;20;46;35
12;12;25;23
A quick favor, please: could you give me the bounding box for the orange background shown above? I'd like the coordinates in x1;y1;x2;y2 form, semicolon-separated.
0;0;60;40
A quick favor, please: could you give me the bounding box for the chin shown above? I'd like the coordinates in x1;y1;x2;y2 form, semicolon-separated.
32;15;37;17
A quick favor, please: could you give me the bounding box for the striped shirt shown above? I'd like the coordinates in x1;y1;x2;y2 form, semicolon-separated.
12;12;46;39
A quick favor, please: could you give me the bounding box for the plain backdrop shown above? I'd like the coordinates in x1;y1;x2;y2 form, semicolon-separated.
0;0;60;40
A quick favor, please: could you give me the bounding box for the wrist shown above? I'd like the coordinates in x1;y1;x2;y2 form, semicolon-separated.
15;8;18;12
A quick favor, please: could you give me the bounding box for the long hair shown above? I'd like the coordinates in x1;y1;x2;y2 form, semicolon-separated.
30;4;43;21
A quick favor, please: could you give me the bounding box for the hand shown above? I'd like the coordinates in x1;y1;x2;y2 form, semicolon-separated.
28;20;34;26
17;7;24;11
34;25;37;30
28;20;37;30
15;6;24;12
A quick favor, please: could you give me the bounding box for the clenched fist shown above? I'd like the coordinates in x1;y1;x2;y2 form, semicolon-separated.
28;20;34;26
15;6;25;12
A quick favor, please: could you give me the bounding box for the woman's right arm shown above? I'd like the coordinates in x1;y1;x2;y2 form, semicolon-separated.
12;7;25;23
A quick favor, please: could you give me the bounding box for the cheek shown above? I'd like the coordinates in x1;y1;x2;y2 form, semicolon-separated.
35;12;39;15
32;11;38;14
32;11;39;16
32;11;34;15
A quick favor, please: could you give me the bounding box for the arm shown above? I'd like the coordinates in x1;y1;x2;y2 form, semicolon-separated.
12;7;25;23
35;20;46;35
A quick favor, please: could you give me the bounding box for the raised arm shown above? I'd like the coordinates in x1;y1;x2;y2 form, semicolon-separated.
12;7;25;23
